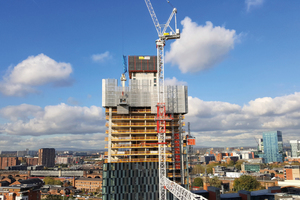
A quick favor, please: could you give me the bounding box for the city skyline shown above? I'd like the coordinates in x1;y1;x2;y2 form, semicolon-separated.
1;0;300;150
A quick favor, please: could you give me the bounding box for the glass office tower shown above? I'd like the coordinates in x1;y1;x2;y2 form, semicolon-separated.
290;140;300;158
263;131;283;163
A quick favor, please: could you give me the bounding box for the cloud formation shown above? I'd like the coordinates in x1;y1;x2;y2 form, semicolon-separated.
1;92;300;149
165;17;240;73
187;92;300;147
0;133;106;151
245;0;264;12
0;54;73;96
91;51;112;63
0;103;105;136
165;77;187;86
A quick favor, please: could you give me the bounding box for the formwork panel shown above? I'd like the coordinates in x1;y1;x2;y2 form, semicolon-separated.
102;79;188;114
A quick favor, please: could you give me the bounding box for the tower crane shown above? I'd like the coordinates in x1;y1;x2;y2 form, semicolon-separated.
144;1;207;200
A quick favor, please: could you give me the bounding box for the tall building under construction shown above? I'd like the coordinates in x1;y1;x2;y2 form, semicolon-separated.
102;56;190;200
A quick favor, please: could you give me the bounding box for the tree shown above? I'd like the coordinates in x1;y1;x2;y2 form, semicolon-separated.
233;175;261;191
209;176;222;189
192;165;205;175
235;160;245;171
44;177;55;185
192;178;203;187
44;177;63;186
227;160;235;166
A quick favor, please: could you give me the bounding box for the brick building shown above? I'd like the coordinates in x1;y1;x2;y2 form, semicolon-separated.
284;165;300;180
75;178;102;192
0;185;41;200
26;157;39;166
38;148;55;167
0;157;19;170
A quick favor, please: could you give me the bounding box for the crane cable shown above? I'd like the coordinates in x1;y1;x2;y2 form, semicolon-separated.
166;0;174;8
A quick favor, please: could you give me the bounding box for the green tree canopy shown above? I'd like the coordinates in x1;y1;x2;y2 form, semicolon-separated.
233;175;261;191
227;160;235;166
44;177;63;186
209;176;222;189
235;160;245;171
192;165;205;175
192;178;203;187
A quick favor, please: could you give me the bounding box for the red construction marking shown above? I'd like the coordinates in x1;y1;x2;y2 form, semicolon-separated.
188;138;196;146
157;142;167;145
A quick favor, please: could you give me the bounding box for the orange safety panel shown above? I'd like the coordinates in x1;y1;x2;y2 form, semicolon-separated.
188;138;196;145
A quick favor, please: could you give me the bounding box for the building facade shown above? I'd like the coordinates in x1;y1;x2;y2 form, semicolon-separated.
75;178;102;192
262;131;283;163
258;138;264;151
102;56;188;200
26;157;39;166
290;140;300;158
0;157;19;170
241;163;262;172
284;165;300;180
38;148;55;167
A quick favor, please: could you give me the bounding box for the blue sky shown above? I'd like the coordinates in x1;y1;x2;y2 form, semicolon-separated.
1;0;300;150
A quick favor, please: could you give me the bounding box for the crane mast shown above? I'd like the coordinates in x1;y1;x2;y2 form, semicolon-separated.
144;1;207;200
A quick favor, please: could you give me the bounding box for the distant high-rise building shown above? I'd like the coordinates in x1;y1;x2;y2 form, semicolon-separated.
17;150;27;157
38;148;55;167
290;140;300;158
258;138;264;151
262;131;283;163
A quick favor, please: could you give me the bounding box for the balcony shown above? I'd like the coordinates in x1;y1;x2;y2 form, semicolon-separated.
105;122;183;127
130;109;151;113
104;150;172;156
106;116;156;120
167;173;182;178
105;108;117;113
106;122;156;127
105;129;173;134
104;158;172;163
105;143;172;148
105;136;172;142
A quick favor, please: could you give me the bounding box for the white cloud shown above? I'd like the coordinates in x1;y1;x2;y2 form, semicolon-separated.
165;77;187;86
91;51;112;63
245;0;264;12
0;103;105;136
165;17;240;73
0;104;43;121
0;133;106;151
187;92;300;147
0;54;73;96
242;92;300;116
2;92;300;149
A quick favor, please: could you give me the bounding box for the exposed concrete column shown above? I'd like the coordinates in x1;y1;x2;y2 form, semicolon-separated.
72;176;76;188
179;114;184;185
108;107;112;163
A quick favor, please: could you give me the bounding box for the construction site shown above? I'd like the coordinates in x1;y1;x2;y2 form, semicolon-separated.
101;1;204;200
